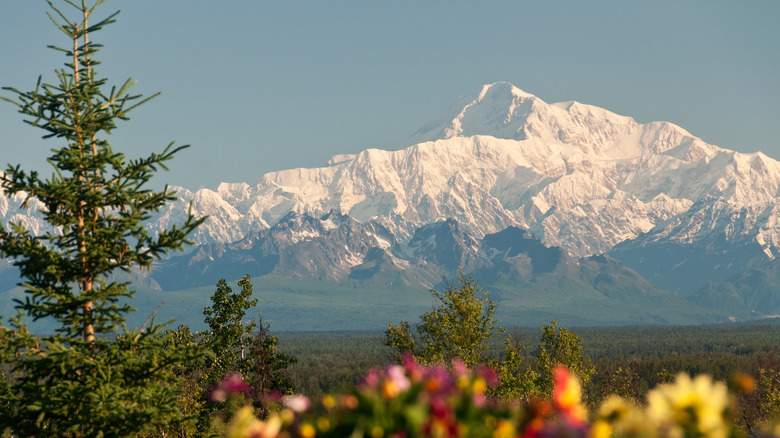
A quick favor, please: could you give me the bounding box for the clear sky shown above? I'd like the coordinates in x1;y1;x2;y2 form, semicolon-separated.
1;1;778;191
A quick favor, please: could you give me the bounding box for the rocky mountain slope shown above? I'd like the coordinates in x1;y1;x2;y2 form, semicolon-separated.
150;211;726;325
689;258;780;317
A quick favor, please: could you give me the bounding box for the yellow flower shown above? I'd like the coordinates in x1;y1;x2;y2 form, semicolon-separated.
226;406;282;438
597;396;635;423
299;422;316;438
280;409;295;425
472;376;487;394
492;419;515;438
589;420;612;438
382;379;401;399
647;373;731;438
596;396;650;438
316;416;330;432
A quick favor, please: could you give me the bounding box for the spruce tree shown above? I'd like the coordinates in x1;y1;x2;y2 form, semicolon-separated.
0;1;205;436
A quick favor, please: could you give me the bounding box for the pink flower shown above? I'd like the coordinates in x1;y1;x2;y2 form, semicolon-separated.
362;369;381;388
221;373;252;394
283;395;311;413
478;366;499;387
386;365;411;393
472;391;486;408
209;372;251;402
403;355;425;383
423;365;455;396
451;359;469;378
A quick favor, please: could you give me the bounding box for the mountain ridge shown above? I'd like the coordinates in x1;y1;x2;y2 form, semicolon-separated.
2;82;779;300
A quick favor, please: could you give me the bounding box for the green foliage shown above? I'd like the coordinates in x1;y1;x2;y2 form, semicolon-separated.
199;276;295;432
383;273;602;402
490;334;540;401
204;275;258;382
594;366;641;403
160;325;211;438
0;1;205;436
0;370;9;437
533;321;595;396
202;274;296;395
246;318;296;398
384;274;599;402
279;331;388;401
384;272;501;368
759;366;780;420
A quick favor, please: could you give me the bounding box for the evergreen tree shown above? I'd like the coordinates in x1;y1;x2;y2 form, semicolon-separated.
246;313;296;400
0;1;205;436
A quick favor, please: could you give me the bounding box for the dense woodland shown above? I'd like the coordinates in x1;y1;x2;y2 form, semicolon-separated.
281;323;780;397
279;322;780;429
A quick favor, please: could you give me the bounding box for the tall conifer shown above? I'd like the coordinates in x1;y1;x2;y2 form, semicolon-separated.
0;1;205;435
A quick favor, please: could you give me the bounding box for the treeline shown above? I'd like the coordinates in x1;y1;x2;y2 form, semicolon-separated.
280;323;780;396
278;322;780;431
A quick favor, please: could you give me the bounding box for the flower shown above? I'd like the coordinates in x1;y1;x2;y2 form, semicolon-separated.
321;394;336;410
731;372;756;394
362;368;381;388
225;406;281;438
423;365;455;396
646;373;732;438
210;373;252;403
589;420;612;438
523;398;553;438
595;396;651;438
403;354;425;383
298;422;316;438
282;395;311;413
387;365;412;392
493;418;515;438
552;366;588;426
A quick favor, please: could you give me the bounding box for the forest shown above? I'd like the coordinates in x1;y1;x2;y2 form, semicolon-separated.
280;322;780;399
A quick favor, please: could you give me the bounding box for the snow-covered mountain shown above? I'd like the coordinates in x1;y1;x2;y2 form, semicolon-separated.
3;82;780;295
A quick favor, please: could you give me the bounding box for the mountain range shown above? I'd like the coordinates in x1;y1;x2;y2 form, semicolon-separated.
2;82;779;329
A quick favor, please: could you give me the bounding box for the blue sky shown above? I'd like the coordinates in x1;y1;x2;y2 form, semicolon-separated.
1;1;778;190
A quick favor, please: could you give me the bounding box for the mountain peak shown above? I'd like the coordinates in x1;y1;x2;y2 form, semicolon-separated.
404;81;643;151
478;81;536;100
405;82;542;145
